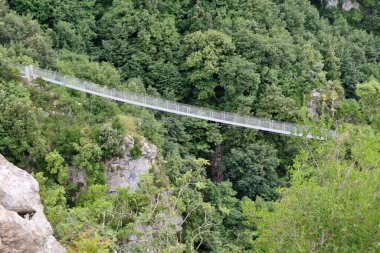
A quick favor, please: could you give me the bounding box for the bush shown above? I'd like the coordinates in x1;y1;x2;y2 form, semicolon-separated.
130;139;142;160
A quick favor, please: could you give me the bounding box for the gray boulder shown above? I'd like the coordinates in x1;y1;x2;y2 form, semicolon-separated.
106;135;158;193
0;154;66;253
326;0;360;11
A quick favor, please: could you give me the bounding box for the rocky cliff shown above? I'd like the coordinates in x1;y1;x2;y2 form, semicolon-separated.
105;136;183;252
106;135;158;193
0;154;66;253
327;0;360;11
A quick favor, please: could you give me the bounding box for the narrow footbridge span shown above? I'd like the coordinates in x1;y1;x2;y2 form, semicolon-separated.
17;65;315;137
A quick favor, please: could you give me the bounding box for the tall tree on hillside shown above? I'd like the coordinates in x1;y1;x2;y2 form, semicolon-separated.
0;81;46;165
356;78;380;130
244;125;380;252
184;29;235;101
222;143;281;200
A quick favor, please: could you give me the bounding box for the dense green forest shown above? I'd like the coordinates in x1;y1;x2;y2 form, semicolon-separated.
0;0;379;252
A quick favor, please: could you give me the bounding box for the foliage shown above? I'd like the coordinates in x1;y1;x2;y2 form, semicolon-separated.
50;21;84;52
130;139;142;160
10;0;97;52
1;1;379;252
55;125;81;156
45;150;68;184
0;81;46;165
184;29;235;101
222;143;281;200
247;125;380;252
0;0;9;17
356;78;380;130
35;172;66;209
56;50;122;88
0;12;55;67
73;138;104;185
97;125;123;158
256;85;298;121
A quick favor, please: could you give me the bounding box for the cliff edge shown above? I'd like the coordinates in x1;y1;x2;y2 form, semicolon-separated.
0;154;65;253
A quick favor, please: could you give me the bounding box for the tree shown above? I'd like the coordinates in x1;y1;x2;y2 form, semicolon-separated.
10;0;96;52
34;172;67;214
73;138;104;185
219;56;260;112
280;0;321;34
256;85;298;121
0;82;46;165
52;0;96;51
184;29;235;101
0;0;9;17
24;34;55;67
147;60;185;100
98;2;185;101
0;12;55;67
222;143;281;200
56;50;121;88
179;119;223;158
51;21;84;51
97;126;123;158
356;78;380;130
339;41;368;97
248;125;380;252
55;125;81;156
45;150;68;184
40;183;115;251
85;96;119;123
0;12;41;43
166;157;253;252
323;43;341;81
9;0;55;26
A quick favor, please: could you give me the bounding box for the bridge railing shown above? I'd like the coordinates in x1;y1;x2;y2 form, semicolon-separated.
14;65;315;136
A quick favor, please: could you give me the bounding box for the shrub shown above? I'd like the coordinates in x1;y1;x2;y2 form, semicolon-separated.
130;139;142;160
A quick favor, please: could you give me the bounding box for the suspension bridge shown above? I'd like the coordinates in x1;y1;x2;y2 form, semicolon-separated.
16;65;322;138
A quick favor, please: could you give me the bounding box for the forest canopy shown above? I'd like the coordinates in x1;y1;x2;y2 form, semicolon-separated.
0;0;379;252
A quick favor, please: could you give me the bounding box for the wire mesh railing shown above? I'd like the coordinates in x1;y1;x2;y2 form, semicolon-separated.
14;64;315;137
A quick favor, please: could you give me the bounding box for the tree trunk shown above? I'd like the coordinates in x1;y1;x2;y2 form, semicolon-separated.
210;144;223;183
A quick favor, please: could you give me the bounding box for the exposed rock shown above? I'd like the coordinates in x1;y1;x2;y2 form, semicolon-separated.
0;154;66;253
327;0;339;8
126;191;183;252
326;0;360;11
106;135;158;193
105;137;184;251
67;167;87;201
342;0;360;11
307;89;322;121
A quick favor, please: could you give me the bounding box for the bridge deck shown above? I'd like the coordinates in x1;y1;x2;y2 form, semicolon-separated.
17;65;314;137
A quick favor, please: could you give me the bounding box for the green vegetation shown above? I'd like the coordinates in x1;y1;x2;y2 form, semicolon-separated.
0;0;379;252
130;138;142;160
244;126;380;252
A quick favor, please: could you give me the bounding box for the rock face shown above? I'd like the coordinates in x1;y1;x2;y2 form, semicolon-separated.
327;0;360;11
327;0;339;8
105;137;183;252
0;154;66;253
67;167;86;201
106;135;158;193
307;89;322;121
342;0;360;11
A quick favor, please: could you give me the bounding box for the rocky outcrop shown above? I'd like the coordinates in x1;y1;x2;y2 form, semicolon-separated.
104;137;184;251
307;89;322;121
327;0;360;11
327;0;339;8
67;167;86;201
342;0;360;11
106;135;158;193
0;154;66;253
